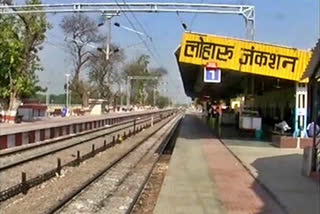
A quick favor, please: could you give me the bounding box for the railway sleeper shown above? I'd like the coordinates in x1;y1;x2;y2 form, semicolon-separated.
0;111;174;202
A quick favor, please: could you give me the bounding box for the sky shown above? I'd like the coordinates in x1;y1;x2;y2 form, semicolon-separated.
17;0;319;104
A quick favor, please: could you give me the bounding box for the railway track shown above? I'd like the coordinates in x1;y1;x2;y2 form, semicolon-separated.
0;110;163;158
0;110;172;169
0;111;181;214
0;114;154;171
49;113;182;214
0;110;176;203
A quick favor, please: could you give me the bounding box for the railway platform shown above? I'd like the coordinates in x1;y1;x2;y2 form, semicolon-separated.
0;110;167;151
0;111;144;135
154;112;320;214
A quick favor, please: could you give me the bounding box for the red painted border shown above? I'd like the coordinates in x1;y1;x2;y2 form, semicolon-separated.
15;133;22;146
0;135;8;149
40;129;45;141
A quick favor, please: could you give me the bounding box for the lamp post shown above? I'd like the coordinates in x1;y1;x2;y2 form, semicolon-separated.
153;86;156;107
98;20;148;60
126;77;131;109
98;14;118;61
65;73;70;116
120;85;123;110
46;80;50;117
105;15;112;60
66;36;119;59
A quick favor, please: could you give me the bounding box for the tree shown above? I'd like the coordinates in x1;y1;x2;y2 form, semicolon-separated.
88;44;124;104
60;14;102;108
156;95;171;109
146;67;168;106
149;67;168;76
123;54;168;106
30;93;82;105
0;0;51;122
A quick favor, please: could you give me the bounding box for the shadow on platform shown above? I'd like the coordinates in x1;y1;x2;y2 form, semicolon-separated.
182;113;273;145
251;153;320;214
178;113;315;213
178;114;214;140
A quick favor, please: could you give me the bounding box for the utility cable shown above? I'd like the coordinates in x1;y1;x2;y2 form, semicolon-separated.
176;11;188;31
114;0;162;67
44;40;69;51
120;0;163;61
189;0;205;30
46;32;145;52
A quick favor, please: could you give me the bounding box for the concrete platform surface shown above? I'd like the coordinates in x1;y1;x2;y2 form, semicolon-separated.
154;113;285;214
220;135;320;214
0;110;154;135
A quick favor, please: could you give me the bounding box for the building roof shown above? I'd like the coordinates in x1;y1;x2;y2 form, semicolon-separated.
301;39;320;79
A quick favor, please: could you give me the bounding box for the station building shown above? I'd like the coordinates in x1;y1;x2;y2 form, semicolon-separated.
175;32;320;175
176;32;314;146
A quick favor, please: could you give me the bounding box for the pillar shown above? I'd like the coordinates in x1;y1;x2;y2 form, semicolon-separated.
293;82;308;138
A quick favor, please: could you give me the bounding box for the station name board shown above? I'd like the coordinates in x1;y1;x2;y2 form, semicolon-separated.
179;32;311;82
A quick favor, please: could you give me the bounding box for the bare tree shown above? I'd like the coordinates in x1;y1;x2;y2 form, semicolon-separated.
88;44;124;104
60;14;102;107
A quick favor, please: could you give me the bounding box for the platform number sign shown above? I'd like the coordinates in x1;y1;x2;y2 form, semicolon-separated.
204;62;221;83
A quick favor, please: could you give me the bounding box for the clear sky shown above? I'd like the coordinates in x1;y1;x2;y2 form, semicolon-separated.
27;0;319;104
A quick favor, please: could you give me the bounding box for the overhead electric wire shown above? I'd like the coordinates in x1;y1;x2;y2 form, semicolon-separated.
120;0;163;61
120;0;150;41
176;11;188;30
189;0;205;30
44;40;69;51
46;30;146;55
114;0;162;67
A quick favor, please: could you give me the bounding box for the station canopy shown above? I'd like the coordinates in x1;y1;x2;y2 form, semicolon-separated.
175;32;312;99
302;39;320;79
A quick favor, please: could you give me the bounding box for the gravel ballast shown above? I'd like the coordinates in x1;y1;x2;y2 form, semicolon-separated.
0;113;176;214
58;115;180;214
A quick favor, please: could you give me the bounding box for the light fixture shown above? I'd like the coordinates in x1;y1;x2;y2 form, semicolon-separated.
275;79;281;89
97;47;119;55
182;23;188;31
113;22;148;38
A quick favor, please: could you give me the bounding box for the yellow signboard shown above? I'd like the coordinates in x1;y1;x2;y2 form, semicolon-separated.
179;32;311;82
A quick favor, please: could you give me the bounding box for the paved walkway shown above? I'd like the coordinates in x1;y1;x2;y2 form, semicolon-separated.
154;113;285;214
220;127;320;214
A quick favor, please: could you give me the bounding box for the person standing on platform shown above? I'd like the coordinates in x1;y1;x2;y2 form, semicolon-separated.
218;102;223;126
234;104;240;129
207;102;212;123
307;122;320;137
211;102;218;129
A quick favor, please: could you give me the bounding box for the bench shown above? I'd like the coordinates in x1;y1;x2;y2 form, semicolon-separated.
271;130;291;136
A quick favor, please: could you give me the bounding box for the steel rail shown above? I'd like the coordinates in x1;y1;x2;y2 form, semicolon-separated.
0;3;253;9
0;111;175;202
0;113;163;172
0;8;245;14
44;112;180;214
0;110;171;157
126;114;183;214
0;2;255;22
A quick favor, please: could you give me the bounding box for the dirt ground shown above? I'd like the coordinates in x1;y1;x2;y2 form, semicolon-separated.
132;154;171;214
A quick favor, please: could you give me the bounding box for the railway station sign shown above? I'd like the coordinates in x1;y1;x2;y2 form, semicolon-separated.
179;32;311;82
204;62;221;83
